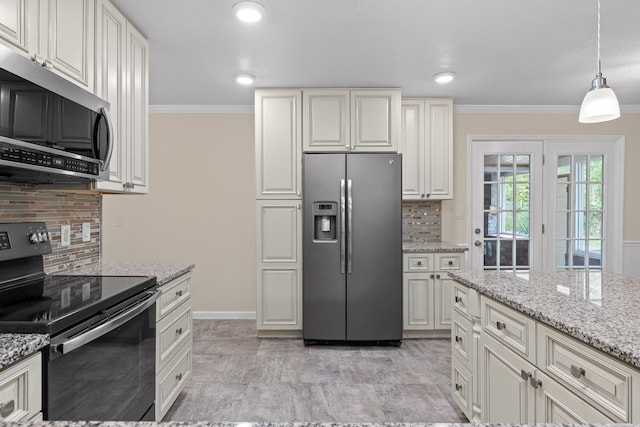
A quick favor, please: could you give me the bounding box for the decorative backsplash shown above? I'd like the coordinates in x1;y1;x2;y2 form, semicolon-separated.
0;183;101;273
402;200;441;242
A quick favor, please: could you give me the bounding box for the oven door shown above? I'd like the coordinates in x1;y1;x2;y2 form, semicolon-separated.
45;290;159;421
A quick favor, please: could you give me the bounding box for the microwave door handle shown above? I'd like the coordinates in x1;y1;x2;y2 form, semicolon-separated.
99;107;114;172
57;290;159;355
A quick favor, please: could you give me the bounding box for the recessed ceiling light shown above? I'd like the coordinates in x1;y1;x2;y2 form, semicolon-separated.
235;73;256;85
433;71;456;84
232;1;265;23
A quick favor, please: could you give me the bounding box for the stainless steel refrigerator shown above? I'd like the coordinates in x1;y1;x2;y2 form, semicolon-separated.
303;153;402;343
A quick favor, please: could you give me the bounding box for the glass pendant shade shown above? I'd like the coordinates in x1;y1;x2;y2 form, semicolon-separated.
579;73;620;123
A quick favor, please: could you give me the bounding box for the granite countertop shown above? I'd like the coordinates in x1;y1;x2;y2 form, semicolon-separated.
0;333;49;370
0;422;621;427
402;241;468;253
66;262;195;286
449;269;640;369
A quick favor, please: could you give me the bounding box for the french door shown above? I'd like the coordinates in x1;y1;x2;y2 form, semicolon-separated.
469;137;624;272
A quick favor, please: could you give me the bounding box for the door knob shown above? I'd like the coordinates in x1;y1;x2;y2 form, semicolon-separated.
474;240;482;247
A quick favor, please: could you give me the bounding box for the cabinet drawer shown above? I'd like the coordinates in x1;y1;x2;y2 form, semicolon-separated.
452;281;471;318
0;352;42;422
157;273;192;319
156;341;192;421
452;312;473;369
403;254;433;272
452;355;473;420
537;324;636;422
435;253;463;270
481;296;536;364
157;299;193;371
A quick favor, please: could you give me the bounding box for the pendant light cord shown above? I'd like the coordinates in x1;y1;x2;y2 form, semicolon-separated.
597;0;601;74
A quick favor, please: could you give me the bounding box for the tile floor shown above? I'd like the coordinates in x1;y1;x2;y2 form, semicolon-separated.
164;319;468;423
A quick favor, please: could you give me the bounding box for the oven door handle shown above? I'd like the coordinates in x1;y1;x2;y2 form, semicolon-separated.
57;290;160;355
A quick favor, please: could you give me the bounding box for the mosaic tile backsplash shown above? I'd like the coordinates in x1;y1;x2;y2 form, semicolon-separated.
0;183;101;273
402;200;441;242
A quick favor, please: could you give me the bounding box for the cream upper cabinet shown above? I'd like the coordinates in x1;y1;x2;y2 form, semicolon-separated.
0;0;36;55
38;0;95;91
303;89;349;152
400;98;453;200
0;0;94;91
256;200;302;332
94;1;149;194
302;88;400;153
255;89;302;199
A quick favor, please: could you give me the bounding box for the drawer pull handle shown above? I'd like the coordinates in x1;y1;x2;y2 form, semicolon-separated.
417;261;422;266
496;321;507;330
455;335;463;344
176;373;183;382
570;365;586;378
0;400;15;417
448;260;454;266
454;296;462;303
430;274;435;279
176;327;183;335
176;290;183;297
520;369;531;381
530;377;542;389
455;383;462;392
436;274;441;279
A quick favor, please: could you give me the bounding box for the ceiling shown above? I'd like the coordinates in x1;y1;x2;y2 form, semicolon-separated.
110;0;640;108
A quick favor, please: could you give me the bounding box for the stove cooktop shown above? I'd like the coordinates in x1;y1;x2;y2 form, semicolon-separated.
0;274;157;335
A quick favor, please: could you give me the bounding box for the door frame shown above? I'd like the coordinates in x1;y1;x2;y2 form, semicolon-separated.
467;135;625;273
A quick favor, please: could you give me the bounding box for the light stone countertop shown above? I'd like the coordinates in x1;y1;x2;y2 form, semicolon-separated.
402;241;468;253
449;269;640;369
0;334;49;370
65;262;195;286
0;421;627;427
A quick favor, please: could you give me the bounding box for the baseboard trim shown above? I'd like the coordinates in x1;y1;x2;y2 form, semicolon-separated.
193;311;256;320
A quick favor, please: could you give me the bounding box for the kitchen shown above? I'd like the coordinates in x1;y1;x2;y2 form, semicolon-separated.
2;0;640;426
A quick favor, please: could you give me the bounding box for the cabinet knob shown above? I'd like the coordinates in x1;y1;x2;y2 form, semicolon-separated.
430;274;435;279
448;260;454;266
176;327;183;335
496;321;506;330
455;383;462;392
455;335;462;344
436;274;441;279
417;261;422;266
176;373;183;382
176;290;183;297
570;365;586;378
454;296;462;303
0;400;15;418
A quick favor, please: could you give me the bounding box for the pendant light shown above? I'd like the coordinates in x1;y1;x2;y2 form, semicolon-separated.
579;0;620;123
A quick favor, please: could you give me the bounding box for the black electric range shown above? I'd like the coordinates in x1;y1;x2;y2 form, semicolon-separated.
0;222;159;421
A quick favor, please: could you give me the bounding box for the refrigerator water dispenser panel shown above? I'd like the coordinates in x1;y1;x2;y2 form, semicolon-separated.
313;202;337;241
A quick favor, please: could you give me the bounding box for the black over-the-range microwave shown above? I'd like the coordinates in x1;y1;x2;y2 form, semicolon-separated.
0;43;112;184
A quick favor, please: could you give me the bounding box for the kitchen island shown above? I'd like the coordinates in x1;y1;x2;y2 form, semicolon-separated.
449;269;640;424
0;334;48;369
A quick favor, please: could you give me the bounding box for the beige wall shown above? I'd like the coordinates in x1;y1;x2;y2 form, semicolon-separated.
442;111;640;245
102;110;640;312
101;113;256;312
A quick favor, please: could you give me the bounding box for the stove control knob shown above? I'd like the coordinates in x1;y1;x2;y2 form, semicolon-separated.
29;233;39;244
41;232;49;242
37;232;45;242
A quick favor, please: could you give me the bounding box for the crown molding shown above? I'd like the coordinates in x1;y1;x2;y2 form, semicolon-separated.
454;104;640;113
149;105;253;114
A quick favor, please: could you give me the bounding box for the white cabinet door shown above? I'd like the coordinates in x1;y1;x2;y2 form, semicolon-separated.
424;98;453;198
0;352;42;422
94;0;126;192
480;332;536;423
256;200;302;330
434;276;453;329
400;99;424;198
402;272;434;330
255;90;302;199
124;21;149;193
303;89;349;152
39;0;94;91
0;0;35;55
351;89;400;152
401;98;453;200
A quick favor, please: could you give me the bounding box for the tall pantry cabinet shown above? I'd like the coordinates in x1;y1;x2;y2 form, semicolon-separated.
255;90;303;334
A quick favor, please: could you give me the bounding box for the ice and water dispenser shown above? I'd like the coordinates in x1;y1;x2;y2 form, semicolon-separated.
313;202;337;241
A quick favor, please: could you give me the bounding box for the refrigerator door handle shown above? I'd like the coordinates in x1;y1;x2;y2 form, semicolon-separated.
340;179;346;274
347;178;353;274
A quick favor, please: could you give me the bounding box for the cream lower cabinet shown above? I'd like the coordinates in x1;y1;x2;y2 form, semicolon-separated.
155;271;193;421
402;252;463;336
400;98;453;200
94;0;149;193
452;282;637;424
0;352;42;422
256;200;302;334
302;88;401;153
